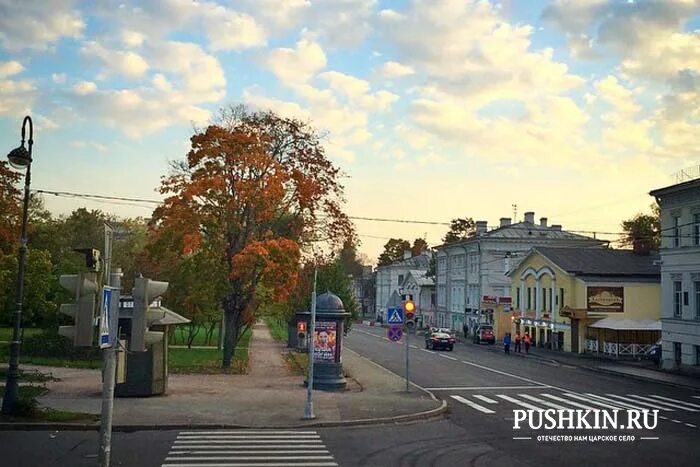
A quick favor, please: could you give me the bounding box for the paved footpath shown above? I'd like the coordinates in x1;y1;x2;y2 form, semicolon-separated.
6;322;443;429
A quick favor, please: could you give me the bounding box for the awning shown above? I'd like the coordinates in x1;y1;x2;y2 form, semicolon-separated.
588;318;660;331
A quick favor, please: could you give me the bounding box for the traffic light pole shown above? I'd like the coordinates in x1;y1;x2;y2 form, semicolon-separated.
405;324;410;392
303;267;317;420
98;270;120;467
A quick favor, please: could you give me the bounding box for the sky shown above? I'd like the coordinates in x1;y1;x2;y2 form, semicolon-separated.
1;0;699;262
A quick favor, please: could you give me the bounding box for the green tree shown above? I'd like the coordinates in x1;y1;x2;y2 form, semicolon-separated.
377;238;410;266
443;217;475;243
411;238;428;256
338;239;364;276
620;203;661;250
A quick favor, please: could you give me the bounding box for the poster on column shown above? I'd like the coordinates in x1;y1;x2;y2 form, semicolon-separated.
313;321;337;362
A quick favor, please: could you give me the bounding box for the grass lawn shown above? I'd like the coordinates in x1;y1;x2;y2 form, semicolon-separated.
283;351;307;376
264;317;288;342
0;327;42;342
0;344;102;369
169;328;251;374
0;367;56;383
169;323;223;347
0;385;97;423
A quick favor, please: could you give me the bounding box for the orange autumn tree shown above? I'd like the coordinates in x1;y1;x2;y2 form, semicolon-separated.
148;106;353;368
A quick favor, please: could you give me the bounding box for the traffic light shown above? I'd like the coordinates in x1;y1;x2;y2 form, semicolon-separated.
58;272;98;347
297;321;307;340
130;277;169;351
403;298;416;327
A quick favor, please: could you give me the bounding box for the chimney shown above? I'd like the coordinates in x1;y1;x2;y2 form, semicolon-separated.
551;224;562;231
524;211;535;224
540;217;548;228
476;220;488;236
633;238;651;256
500;217;511;227
403;250;412;260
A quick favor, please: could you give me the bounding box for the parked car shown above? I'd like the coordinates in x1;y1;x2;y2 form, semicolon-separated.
645;339;662;363
425;330;455;351
473;325;495;345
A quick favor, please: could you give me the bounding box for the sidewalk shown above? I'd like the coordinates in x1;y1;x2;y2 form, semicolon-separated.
4;322;444;430
462;337;700;390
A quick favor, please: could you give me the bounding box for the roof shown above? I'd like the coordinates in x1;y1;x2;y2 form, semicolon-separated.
434;221;606;250
589;318;661;331
403;269;435;287
650;177;700;198
533;247;660;278
376;252;430;270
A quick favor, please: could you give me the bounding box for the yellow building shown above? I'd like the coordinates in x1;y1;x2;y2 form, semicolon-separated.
500;247;661;357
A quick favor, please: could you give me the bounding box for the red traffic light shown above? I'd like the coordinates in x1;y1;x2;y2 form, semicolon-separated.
297;322;307;332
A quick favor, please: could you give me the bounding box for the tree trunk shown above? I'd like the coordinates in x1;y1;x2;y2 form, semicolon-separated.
222;310;240;368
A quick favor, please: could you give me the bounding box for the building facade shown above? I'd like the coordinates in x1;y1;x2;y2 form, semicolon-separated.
401;270;436;328
505;247;661;356
374;252;430;322
351;266;375;318
435;212;607;334
650;179;700;371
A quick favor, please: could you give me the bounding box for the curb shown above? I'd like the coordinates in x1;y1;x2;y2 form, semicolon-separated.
582;365;700;391
0;400;447;432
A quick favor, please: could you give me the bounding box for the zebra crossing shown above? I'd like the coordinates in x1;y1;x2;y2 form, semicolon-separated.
161;430;338;467
449;392;700;419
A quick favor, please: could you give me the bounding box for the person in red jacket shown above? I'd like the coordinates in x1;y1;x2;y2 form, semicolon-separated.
523;333;531;354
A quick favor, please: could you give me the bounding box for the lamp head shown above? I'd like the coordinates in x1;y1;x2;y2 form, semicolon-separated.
7;144;31;170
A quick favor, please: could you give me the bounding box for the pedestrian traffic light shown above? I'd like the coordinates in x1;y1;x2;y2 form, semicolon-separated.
130;277;169;351
58;272;98;347
403;299;416;326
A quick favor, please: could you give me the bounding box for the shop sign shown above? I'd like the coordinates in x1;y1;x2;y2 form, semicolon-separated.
587;287;624;313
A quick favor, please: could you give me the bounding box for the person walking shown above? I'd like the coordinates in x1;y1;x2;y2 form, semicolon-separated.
514;331;522;353
463;321;468;339
503;332;511;355
523;332;531;354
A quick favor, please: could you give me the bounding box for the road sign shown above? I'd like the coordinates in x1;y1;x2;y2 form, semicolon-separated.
387;325;403;342
99;287;113;349
387;307;404;324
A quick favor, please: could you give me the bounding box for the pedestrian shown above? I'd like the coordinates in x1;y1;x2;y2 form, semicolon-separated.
463;322;468;338
524;332;531;354
514;331;522;353
503;332;511;355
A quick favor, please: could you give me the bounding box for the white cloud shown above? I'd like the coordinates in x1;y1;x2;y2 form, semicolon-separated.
52;73;67;84
81;41;150;78
319;71;370;99
262;37;327;84
0;0;84;51
121;30;146;48
200;3;267;51
0;76;34;116
375;61;414;79
73;81;97;95
0;61;23;78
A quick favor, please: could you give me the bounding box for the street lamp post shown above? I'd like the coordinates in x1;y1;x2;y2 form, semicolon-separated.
2;116;34;415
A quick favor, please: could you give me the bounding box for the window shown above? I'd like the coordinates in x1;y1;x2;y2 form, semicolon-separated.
397;274;404;286
560;288;565;308
674;281;683;317
527;287;532;310
696;281;700;319
674;342;682;365
695;214;700;246
516;287;521;309
674;216;681;247
696;345;700;366
542;287;547;311
549;288;553;311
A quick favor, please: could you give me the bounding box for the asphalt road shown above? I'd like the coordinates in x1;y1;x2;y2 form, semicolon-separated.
343;323;700;467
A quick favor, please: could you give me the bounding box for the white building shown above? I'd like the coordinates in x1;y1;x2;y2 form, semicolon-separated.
375;251;430;322
435;212;607;334
650;179;700;371
400;270;436;328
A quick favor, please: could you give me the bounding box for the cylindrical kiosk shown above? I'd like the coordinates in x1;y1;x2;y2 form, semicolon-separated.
298;291;350;391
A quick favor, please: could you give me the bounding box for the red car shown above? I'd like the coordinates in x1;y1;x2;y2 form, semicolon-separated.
473;325;495;344
426;331;455;351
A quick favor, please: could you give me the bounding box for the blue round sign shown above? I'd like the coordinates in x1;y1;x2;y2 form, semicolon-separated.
387;325;403;342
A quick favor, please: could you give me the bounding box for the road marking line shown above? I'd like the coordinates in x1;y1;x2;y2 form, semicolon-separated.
178;431;318;435
646;395;700;410
496;394;543;411
421;349;433;353
439;354;458;361
174;441;325;445
563;393;625;410
427;385;545;391
355;329;384;339
685;423;697;428
693;396;700;399
450;395;496;414
457;359;556;389
671;419;682;424
519;394;569;410
659;416;668;420
540;394;597;411
473;395;498;404
583;394;641;410
169;451;331;455
162;463;338;467
409;345;418;349
166;456;335;461
512;437;532;440
603;394;673;411
626;395;698;412
177;435;321;439
169;445;326;449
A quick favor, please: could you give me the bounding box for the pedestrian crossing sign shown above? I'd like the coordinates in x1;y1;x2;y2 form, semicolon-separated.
387;307;404;324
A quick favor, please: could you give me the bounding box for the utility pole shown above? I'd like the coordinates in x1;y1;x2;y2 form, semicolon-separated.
405;323;410;392
303;267;317;420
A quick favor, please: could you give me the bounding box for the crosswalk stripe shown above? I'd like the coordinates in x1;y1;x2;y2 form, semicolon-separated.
540;394;597;411
163;463;338;467
170;451;331;455
450;395;495;413
693;396;700;400
563;393;625;410
174;440;325;445
473;395;498;404
626;395;698;412
177;435;321;439
178;431;318;435
166;456;335;461
603;394;673;411
647;395;700;410
583;394;645;410
518;394;569;410
496;394;542;411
